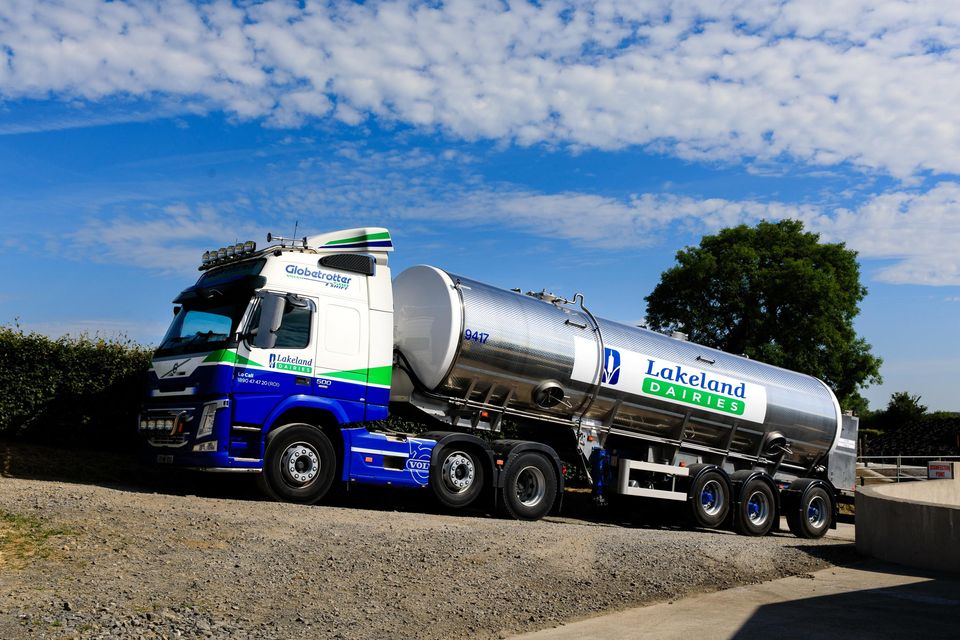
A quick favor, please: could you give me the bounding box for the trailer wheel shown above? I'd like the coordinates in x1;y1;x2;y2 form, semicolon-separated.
259;424;336;504
431;446;485;509
502;452;557;521
689;470;730;529
733;479;776;536
787;486;832;539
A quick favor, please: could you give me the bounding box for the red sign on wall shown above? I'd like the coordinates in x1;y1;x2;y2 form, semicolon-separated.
928;462;955;480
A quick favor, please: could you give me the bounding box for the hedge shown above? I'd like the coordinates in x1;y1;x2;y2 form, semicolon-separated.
0;325;152;448
860;413;960;456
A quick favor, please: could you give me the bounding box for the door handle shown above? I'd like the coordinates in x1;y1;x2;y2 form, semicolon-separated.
295;376;310;386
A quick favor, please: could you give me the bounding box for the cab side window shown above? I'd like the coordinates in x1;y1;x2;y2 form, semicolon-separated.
248;297;314;350
274;304;311;349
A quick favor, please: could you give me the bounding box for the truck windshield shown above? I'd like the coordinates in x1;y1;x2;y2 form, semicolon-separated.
156;298;250;357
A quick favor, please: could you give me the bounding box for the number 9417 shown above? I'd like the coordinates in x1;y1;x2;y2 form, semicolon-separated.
464;329;489;344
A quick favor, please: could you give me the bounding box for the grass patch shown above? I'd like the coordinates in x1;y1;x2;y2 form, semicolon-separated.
0;510;74;569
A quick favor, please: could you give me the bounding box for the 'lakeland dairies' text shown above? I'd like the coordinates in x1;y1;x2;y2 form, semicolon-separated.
644;359;747;399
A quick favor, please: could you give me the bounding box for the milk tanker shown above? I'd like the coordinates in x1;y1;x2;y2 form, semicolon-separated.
139;227;857;538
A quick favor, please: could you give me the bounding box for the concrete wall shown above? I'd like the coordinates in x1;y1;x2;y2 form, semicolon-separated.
856;462;960;573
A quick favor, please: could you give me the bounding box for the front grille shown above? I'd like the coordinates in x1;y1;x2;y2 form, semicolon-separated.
140;406;195;446
148;434;189;447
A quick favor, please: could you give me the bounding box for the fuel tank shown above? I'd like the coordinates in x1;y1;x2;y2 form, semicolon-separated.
393;265;841;471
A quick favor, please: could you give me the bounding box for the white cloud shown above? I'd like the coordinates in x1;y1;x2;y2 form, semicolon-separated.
63;143;960;285
3;1;960;177
68;202;263;275
275;147;960;286
803;183;960;285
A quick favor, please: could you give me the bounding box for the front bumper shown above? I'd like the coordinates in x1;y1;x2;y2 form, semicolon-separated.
139;397;264;471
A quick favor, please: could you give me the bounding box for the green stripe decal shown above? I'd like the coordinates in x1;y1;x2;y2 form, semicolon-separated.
320;365;393;386
203;350;263;367
642;378;745;416
324;231;391;246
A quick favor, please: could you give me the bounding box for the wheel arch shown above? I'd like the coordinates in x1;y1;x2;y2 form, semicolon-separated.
491;440;565;497
263;399;346;462
420;431;497;485
683;463;731;499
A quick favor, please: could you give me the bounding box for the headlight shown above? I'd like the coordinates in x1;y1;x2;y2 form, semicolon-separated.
196;403;218;439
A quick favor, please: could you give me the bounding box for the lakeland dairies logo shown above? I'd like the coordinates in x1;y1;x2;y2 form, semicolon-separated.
269;353;313;374
642;358;746;416
285;264;351;289
574;338;765;423
601;348;621;384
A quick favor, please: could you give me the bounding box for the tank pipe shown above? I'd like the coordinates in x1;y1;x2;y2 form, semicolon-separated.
570;292;607;443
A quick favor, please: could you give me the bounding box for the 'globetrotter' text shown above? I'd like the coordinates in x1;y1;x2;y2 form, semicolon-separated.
285;264;352;289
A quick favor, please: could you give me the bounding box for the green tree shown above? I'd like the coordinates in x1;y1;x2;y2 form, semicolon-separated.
875;391;927;431
644;220;881;408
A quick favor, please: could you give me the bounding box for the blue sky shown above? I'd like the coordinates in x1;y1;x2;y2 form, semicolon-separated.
1;0;959;411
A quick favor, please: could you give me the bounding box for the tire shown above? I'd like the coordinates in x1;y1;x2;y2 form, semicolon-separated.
733;478;776;536
258;424;337;504
788;486;832;539
501;452;558;521
688;470;730;529
430;446;486;509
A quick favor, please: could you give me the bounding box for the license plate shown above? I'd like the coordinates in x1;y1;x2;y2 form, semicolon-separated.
156;454;174;464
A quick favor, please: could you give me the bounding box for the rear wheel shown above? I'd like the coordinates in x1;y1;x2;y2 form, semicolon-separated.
787;486;832;539
733;478;776;536
259;424;337;504
688;470;730;529
502;452;557;521
430;446;485;509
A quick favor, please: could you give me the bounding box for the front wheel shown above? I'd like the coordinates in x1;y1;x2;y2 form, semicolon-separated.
501;452;557;521
259;424;337;504
688;470;730;529
430;446;486;509
733;478;776;536
787;486;833;539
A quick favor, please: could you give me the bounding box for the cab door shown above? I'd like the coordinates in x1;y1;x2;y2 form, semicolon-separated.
231;292;319;429
312;295;370;414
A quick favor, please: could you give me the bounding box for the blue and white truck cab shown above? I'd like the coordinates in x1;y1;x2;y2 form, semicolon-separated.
139;228;556;517
140;226;854;535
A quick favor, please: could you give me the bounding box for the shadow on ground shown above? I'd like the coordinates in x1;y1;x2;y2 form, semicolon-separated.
732;562;960;639
0;440;260;501
0;440;859;548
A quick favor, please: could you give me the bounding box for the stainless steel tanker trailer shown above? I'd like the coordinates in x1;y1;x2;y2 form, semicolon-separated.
392;265;858;538
140;227;856;539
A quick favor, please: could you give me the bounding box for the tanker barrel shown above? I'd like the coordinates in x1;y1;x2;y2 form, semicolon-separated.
393;265;841;471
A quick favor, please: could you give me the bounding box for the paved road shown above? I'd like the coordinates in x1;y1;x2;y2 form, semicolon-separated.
514;521;960;640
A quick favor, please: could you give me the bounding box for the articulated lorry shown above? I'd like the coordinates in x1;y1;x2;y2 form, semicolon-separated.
139;227;857;537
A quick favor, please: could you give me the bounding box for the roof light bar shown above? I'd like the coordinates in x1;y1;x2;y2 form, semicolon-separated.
198;240;258;270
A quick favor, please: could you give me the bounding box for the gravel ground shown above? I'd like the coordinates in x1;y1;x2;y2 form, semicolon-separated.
0;443;858;640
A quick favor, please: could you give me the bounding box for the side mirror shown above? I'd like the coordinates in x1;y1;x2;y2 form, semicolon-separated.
253;294;285;350
285;293;309;309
